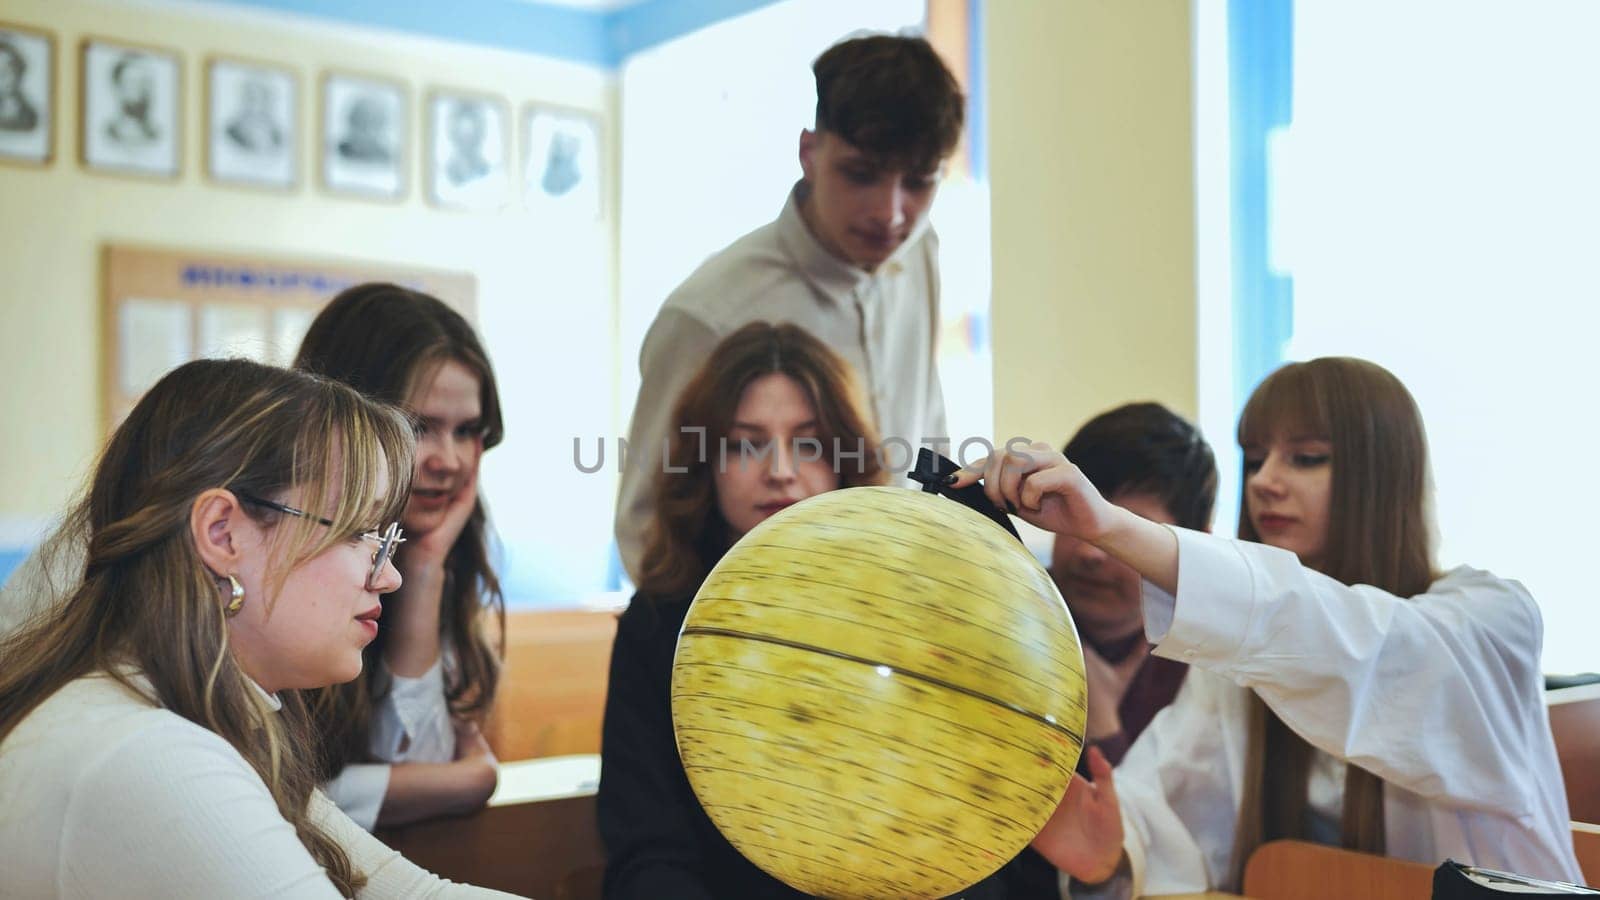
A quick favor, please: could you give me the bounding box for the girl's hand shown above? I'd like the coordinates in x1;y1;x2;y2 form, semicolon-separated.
1031;746;1126;884
382;441;481;677
406;452;481;571
453;718;497;766
949;442;1121;541
374;720;500;826
451;718;498;809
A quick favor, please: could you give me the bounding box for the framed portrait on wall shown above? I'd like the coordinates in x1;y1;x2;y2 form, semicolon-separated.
426;88;509;211
206;57;297;190
521;104;602;220
0;23;53;166
321;71;406;200
81;38;181;177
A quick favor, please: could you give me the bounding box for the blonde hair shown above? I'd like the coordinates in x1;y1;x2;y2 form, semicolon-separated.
1230;357;1439;883
0;359;414;896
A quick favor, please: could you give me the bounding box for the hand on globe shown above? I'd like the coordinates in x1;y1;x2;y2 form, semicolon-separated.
950;442;1122;541
952;441;1183;604
1029;745;1126;885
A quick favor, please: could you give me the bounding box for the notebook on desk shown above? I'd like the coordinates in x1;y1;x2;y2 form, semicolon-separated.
1433;860;1600;897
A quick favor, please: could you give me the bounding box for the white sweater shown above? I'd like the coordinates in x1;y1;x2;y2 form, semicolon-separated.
1;527;460;832
0;672;523;899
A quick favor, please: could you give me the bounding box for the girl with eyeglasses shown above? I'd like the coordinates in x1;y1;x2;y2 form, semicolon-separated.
0;283;508;832
0;358;519;897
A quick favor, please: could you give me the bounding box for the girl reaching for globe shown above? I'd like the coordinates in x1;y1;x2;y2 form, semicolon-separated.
958;357;1581;896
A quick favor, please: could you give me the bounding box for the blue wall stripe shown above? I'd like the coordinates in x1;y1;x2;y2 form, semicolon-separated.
203;0;792;69
608;0;787;62
205;0;611;66
1227;0;1294;414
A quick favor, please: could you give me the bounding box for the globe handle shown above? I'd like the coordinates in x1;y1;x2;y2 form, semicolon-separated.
908;447;1023;542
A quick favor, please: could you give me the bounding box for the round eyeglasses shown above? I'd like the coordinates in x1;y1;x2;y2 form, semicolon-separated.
237;493;406;590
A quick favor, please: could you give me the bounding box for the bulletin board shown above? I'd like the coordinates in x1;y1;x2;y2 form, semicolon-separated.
102;243;476;434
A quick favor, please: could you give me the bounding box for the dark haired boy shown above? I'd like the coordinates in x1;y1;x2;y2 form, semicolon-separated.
1003;402;1220;895
1053;402;1218;769
614;34;965;579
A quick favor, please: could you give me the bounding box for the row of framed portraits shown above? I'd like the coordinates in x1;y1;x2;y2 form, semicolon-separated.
0;23;604;215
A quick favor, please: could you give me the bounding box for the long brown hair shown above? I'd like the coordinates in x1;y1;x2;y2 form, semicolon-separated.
0;359;415;896
293;282;506;776
1229;357;1439;883
636;322;887;597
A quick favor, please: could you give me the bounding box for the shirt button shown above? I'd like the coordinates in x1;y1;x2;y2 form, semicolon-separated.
1184;649;1196;659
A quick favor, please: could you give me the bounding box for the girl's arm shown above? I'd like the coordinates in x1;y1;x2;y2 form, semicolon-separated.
1146;528;1549;815
385;462;480;679
373;721;498;828
954;444;1552;816
322;719;498;830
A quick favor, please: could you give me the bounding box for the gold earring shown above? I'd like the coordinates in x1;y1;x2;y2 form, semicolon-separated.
225;574;245;617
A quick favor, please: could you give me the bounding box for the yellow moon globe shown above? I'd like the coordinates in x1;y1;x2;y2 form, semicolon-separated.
671;485;1087;900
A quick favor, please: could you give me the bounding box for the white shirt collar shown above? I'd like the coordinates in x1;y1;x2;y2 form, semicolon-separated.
778;181;927;297
248;677;284;712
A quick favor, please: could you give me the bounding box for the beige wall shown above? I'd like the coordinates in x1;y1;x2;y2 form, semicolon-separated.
986;0;1197;448
0;0;1197;553
0;0;616;536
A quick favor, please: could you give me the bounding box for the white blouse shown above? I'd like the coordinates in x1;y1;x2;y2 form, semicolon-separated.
0;671;521;899
326;654;461;830
1073;527;1582;897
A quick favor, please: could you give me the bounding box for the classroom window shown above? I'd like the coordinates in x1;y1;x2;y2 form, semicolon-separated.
1243;0;1600;673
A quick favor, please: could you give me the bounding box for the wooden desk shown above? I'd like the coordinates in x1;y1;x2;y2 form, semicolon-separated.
377;770;1261;900
485;608;618;761
1243;840;1433;900
1575;820;1600;886
377;758;605;899
1550;683;1600;825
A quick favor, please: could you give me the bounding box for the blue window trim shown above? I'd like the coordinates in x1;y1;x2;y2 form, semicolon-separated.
1228;0;1294;412
968;0;987;180
0;548;25;590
